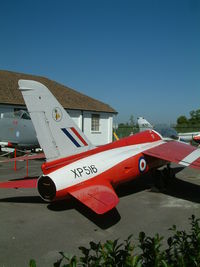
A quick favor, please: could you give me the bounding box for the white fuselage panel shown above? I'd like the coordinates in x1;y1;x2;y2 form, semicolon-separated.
47;140;164;191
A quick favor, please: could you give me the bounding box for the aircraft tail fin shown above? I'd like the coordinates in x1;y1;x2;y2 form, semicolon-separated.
18;80;94;161
137;117;153;132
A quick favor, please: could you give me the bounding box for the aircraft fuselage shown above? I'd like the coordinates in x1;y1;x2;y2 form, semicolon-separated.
38;130;165;202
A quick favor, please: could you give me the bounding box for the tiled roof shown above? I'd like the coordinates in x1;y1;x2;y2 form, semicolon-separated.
0;70;117;114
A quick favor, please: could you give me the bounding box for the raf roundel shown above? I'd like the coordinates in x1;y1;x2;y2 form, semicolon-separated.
138;157;147;173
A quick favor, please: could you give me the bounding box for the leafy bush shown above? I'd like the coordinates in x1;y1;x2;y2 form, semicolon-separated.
29;215;200;267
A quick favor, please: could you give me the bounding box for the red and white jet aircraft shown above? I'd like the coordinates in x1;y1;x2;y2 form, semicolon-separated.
193;134;200;145
0;79;200;215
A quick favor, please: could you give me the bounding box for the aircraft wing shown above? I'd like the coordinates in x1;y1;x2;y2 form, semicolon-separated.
68;181;119;214
0;178;38;188
143;141;200;170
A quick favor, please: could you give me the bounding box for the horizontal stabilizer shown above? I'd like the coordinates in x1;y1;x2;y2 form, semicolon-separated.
144;141;200;170
0;178;38;188
68;181;119;214
0;153;45;163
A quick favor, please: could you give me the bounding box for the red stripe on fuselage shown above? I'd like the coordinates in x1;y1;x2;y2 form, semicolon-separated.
42;130;161;175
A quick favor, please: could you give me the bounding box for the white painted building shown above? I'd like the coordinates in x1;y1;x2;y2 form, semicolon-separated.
68;110;114;145
0;71;117;146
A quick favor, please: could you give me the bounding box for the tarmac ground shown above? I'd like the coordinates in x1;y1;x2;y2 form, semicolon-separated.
0;157;200;266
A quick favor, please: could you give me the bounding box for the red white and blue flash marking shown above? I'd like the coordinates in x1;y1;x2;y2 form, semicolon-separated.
62;127;88;147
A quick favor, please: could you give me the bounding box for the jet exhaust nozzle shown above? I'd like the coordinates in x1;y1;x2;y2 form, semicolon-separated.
37;176;56;202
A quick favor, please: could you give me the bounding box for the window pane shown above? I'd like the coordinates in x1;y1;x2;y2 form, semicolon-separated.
91;114;100;131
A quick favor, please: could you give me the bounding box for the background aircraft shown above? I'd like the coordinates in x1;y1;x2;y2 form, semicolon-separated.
193;134;200;145
178;131;200;143
137;117;179;141
138;117;200;144
0;110;39;150
0;80;200;216
137;117;154;132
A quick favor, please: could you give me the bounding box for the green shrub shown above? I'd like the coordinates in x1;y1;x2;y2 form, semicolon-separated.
29;215;200;267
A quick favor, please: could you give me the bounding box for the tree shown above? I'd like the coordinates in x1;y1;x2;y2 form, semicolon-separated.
189;109;200;124
176;108;200;132
177;115;188;125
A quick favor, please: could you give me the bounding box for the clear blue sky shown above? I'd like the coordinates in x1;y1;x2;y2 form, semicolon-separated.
0;0;200;125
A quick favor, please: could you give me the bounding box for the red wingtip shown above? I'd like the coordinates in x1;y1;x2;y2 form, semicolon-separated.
0;179;37;188
7;142;13;147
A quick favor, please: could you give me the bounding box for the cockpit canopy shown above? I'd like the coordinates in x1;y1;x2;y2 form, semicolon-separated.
154;125;179;140
0;110;31;120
